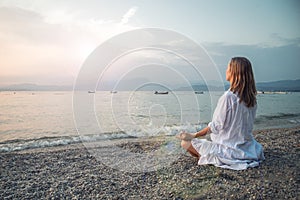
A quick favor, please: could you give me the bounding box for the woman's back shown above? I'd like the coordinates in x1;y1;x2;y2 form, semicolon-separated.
210;91;257;149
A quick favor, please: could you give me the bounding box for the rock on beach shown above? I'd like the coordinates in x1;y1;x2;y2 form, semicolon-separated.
0;126;299;199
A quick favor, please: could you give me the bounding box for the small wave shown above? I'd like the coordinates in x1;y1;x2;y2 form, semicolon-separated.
254;112;300;130
131;114;149;118
0;132;135;153
163;123;204;136
0;123;205;153
255;113;300;123
288;119;300;124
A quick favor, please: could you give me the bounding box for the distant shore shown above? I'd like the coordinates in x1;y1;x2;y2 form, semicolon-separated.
1;78;300;92
1;126;299;199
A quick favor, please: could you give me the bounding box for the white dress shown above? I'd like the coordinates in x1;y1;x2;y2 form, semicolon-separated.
191;90;265;170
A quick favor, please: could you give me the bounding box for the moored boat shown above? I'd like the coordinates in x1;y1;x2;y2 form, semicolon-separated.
154;91;168;95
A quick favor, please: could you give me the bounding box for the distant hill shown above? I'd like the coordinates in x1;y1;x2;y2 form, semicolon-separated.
178;79;300;92
256;79;300;92
176;84;224;91
0;83;72;91
1;79;299;92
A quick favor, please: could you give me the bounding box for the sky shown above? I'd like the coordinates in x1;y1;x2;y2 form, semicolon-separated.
0;0;299;86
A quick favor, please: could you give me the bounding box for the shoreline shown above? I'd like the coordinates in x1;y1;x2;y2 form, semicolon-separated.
1;122;300;153
1;126;299;199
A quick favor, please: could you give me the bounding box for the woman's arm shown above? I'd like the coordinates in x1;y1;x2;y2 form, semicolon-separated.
194;126;211;138
176;126;211;140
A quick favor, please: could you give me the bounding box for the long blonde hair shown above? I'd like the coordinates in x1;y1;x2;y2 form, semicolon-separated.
229;57;257;107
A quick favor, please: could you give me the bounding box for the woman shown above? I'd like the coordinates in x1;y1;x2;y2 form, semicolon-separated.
177;57;265;170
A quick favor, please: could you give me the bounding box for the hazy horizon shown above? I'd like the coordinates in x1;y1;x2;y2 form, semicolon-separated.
1;79;300;92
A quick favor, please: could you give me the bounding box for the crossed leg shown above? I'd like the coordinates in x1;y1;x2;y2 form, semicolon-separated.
181;140;200;158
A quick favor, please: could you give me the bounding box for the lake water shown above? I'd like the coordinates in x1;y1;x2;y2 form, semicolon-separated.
0;91;300;152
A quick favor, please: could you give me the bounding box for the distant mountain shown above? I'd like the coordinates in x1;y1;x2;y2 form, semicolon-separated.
176;84;224;91
1;79;299;91
175;79;300;92
256;79;300;92
0;83;72;91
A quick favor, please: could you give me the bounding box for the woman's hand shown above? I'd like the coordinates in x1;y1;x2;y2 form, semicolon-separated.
176;132;195;141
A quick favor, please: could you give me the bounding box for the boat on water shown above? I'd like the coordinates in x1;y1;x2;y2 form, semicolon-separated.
154;91;168;95
258;91;288;94
195;91;204;94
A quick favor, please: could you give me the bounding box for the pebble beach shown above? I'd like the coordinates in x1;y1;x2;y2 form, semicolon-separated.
1;126;299;199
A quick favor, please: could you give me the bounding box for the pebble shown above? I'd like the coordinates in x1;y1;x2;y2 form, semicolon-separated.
0;126;299;199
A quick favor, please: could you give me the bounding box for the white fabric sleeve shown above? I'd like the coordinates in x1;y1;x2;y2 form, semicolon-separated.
208;93;232;133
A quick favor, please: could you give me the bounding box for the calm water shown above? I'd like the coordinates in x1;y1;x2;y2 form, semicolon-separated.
0;91;300;152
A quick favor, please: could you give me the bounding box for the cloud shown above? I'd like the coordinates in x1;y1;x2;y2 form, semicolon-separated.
0;7;83;79
121;6;138;24
203;42;300;82
0;6;138;86
265;33;300;48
